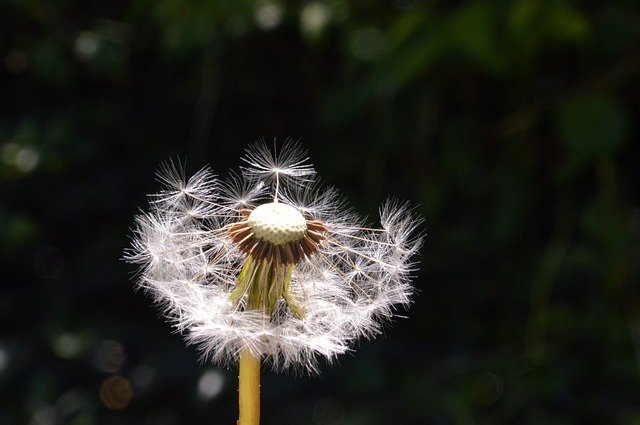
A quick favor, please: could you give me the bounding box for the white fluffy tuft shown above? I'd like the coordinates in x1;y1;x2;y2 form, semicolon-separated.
126;142;423;373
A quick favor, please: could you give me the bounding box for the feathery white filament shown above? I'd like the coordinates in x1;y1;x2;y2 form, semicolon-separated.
126;142;423;373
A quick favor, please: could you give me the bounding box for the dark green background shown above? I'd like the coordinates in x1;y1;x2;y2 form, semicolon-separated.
2;1;639;424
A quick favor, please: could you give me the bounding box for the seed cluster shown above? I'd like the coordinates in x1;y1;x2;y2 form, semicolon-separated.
227;202;327;265
247;203;307;245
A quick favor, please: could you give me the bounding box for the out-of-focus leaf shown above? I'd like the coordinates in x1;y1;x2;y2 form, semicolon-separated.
557;93;629;167
441;2;508;75
508;1;591;43
0;213;37;249
597;3;639;58
546;4;591;45
32;39;72;87
130;0;255;59
386;8;429;49
323;2;509;124
507;0;591;64
383;2;507;88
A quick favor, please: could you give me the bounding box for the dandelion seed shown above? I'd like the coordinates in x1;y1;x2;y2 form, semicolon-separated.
125;141;423;424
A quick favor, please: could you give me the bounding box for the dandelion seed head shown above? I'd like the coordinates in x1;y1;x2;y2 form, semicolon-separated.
247;202;307;245
125;141;423;373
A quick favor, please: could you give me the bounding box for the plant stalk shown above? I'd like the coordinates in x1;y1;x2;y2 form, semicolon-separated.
238;349;260;425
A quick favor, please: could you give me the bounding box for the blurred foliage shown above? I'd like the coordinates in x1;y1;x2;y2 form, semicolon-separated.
1;0;639;424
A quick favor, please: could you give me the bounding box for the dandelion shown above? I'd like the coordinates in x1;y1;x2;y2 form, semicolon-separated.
126;141;423;424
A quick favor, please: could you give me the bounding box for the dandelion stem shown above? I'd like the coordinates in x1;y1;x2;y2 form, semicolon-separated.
238;349;260;425
237;257;264;425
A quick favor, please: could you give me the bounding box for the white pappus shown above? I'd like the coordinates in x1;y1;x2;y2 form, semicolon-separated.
126;142;423;373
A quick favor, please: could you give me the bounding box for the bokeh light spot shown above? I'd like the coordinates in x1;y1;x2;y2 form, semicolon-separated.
93;340;125;373
52;333;84;359
1;143;39;173
300;2;331;37
55;389;85;417
349;27;388;61
254;2;283;30
75;32;100;60
1;143;19;164
100;375;133;410
132;364;157;390
197;370;224;401
15;146;39;172
0;346;8;373
30;406;56;425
